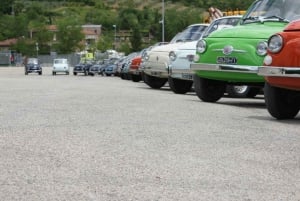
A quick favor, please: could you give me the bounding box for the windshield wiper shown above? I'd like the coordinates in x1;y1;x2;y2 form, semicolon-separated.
263;15;289;22
242;16;259;22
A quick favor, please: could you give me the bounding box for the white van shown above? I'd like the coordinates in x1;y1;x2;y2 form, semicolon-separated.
52;58;69;75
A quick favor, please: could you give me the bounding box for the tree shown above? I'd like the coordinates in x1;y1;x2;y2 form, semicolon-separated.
56;17;84;53
130;27;142;52
96;34;113;52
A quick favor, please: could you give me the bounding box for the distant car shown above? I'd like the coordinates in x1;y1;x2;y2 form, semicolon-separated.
73;61;93;76
103;59;118;76
119;52;138;80
128;49;148;82
89;63;103;76
52;58;69;75
258;19;300;119
24;58;42;75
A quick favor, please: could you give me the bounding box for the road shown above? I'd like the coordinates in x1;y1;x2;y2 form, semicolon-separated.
0;67;299;201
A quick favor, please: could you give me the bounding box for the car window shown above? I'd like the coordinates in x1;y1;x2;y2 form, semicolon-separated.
28;58;38;64
242;0;300;23
202;16;242;38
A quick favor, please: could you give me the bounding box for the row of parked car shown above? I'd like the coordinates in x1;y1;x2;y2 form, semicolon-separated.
116;0;300;120
24;57;119;76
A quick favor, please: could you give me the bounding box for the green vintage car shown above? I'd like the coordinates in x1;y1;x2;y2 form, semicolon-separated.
191;0;300;102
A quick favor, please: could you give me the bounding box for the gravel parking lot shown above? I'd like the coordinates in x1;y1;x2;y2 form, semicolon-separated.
0;67;299;201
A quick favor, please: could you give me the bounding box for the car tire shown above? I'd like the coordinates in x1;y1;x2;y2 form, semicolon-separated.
131;75;142;82
168;77;193;94
143;74;167;89
39;71;42;75
264;82;300;120
226;85;250;98
73;72;77;76
246;87;261;98
227;85;261;98
52;71;56;75
193;75;225;102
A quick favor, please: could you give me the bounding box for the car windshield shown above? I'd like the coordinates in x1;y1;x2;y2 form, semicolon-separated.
202;16;242;38
170;25;208;43
242;0;300;24
54;59;67;64
28;58;38;64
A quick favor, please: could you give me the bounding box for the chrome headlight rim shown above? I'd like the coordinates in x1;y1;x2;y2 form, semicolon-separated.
268;34;283;54
196;39;207;54
256;40;268;56
142;53;149;61
169;51;177;61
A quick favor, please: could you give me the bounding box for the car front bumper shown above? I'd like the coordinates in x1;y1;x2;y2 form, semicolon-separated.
190;63;264;83
169;68;193;80
258;66;300;78
27;68;42;72
141;60;169;78
190;63;259;74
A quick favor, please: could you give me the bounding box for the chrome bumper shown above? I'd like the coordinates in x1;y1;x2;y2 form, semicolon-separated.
258;66;300;78
190;63;259;74
169;68;193;80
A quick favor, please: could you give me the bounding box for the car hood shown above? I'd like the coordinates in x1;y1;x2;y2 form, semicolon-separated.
284;19;300;31
208;22;287;39
176;41;198;51
150;42;188;52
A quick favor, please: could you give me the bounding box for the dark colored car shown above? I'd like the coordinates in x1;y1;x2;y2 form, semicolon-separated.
89;63;103;76
73;61;94;76
25;58;42;75
103;61;118;76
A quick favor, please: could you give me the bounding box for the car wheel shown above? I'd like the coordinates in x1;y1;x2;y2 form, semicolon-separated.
193;75;225;102
246;87;261;98
52;71;56;75
226;85;250;98
39;71;42;75
73;72;77;76
168;77;193;94
264;82;300;120
143;74;167;89
131;75;142;82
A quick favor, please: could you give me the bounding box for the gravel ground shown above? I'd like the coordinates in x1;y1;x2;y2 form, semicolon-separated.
0;67;300;201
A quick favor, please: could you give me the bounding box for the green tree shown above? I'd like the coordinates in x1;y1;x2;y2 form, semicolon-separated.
130;27;142;52
56;17;84;53
96;34;113;52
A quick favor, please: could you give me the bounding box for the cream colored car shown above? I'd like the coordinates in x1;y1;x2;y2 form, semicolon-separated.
141;23;209;89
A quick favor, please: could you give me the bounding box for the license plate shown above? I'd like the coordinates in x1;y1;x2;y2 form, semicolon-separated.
181;73;193;80
217;56;237;64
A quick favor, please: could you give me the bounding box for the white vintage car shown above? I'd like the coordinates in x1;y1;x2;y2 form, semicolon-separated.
52;58;70;75
168;15;242;94
141;23;209;89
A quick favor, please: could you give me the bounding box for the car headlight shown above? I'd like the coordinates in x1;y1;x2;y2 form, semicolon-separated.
256;41;268;56
268;34;283;53
169;51;177;61
196;40;207;54
143;53;149;61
